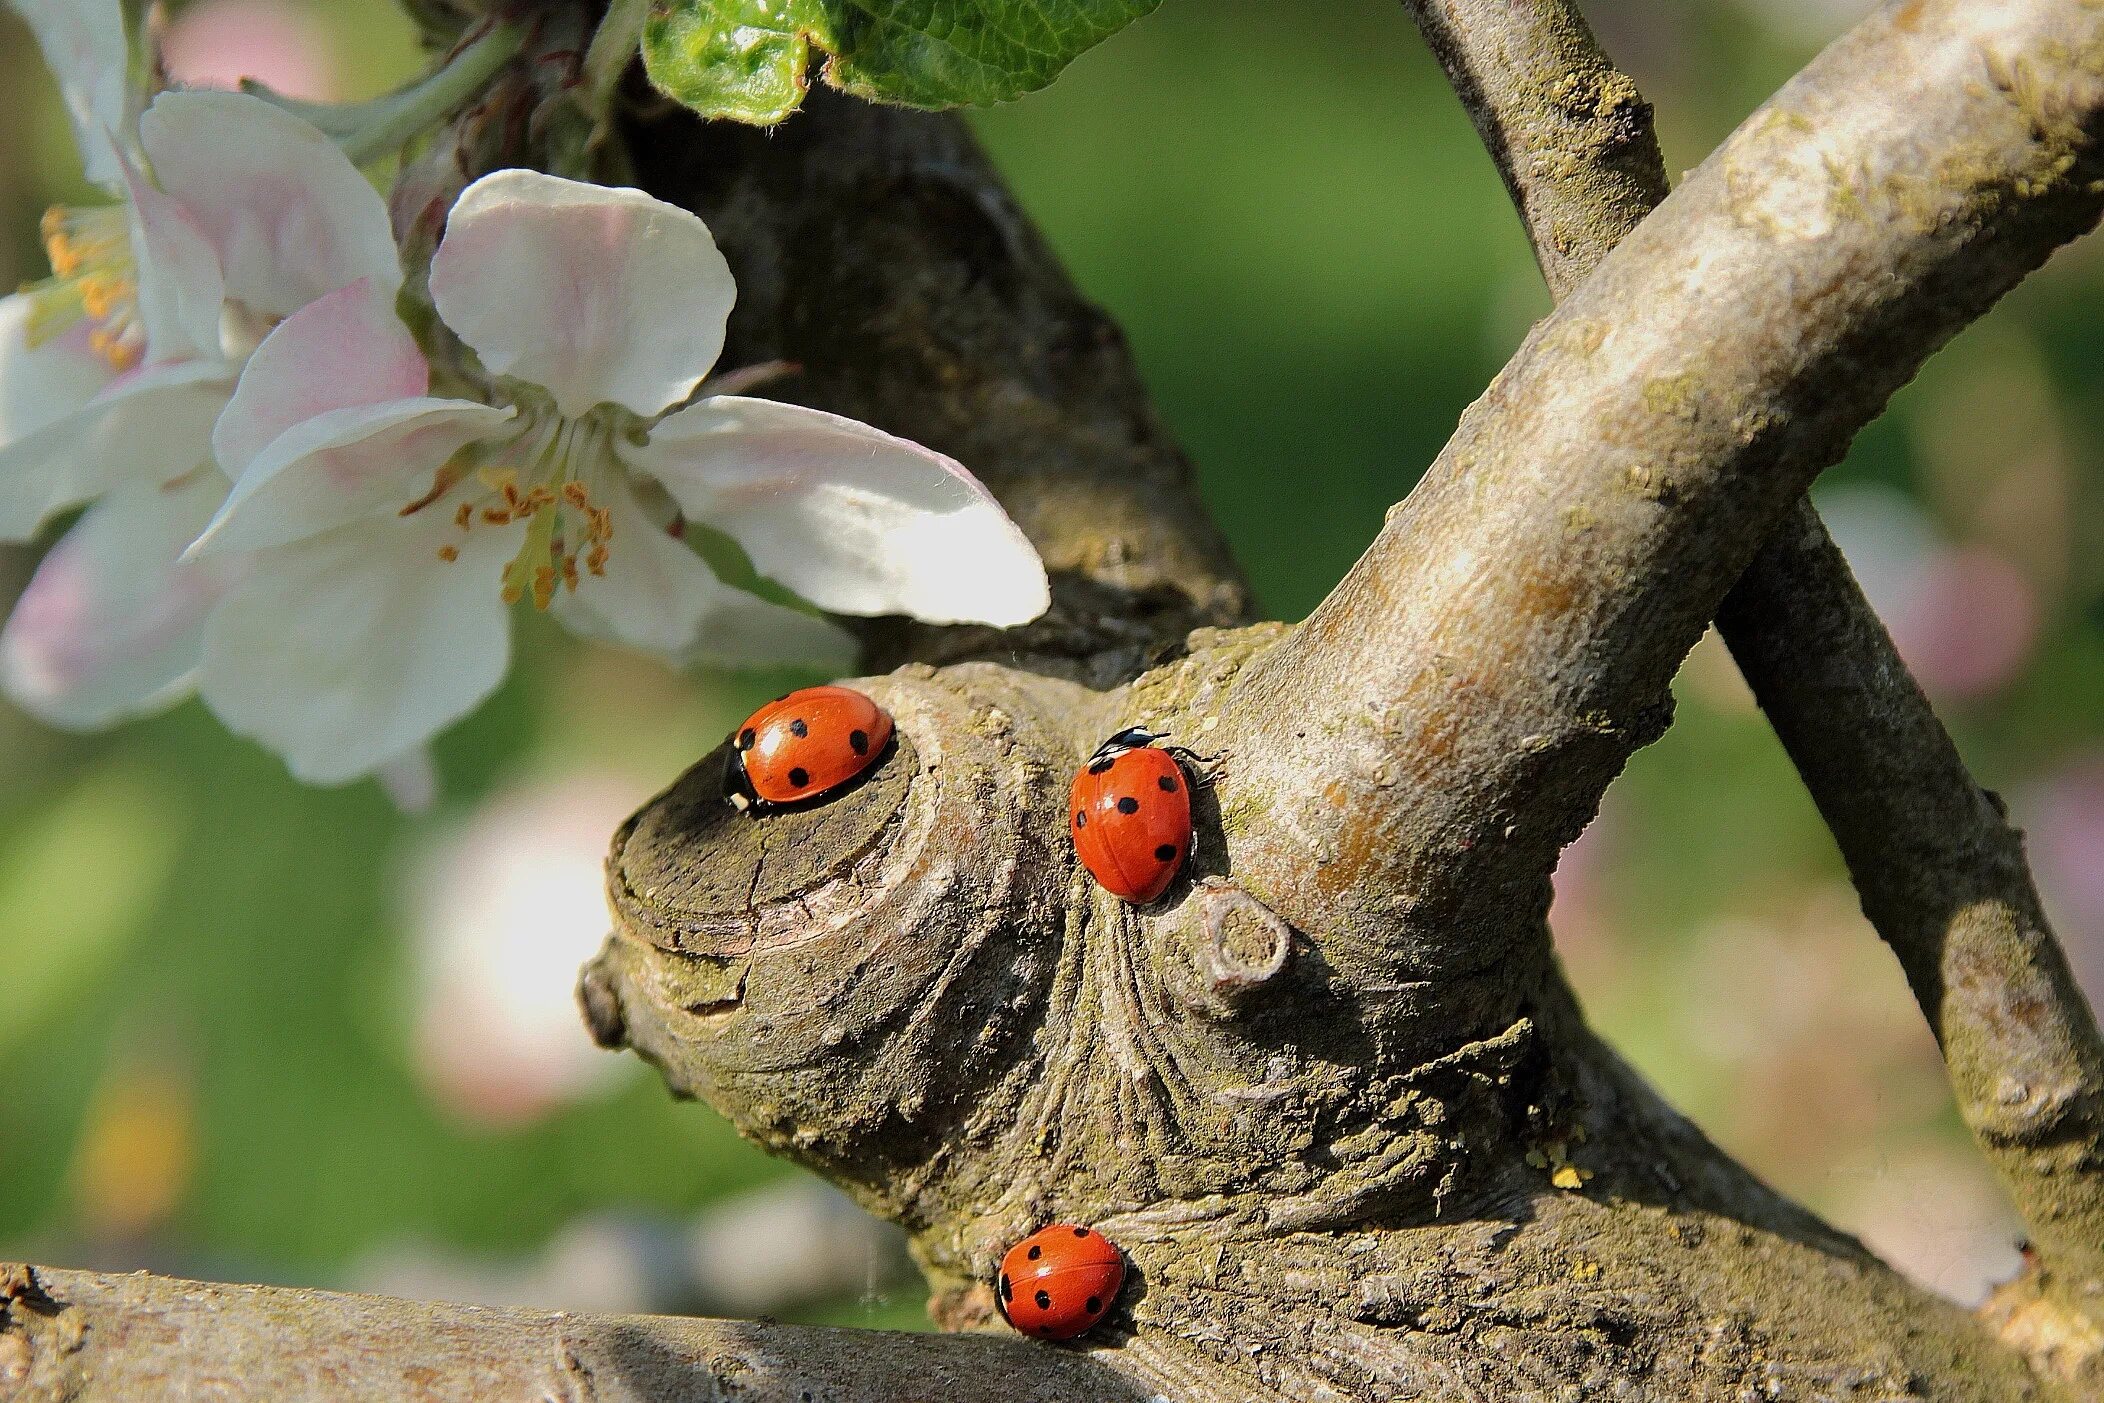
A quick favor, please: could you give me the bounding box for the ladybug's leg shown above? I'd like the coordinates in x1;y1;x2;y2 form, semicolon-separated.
1165;744;1227;786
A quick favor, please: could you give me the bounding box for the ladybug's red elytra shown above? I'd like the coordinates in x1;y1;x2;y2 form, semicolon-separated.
1069;728;1194;904
996;1224;1126;1340
725;685;894;813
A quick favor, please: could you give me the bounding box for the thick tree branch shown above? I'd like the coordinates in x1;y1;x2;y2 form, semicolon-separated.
1398;0;2104;1341
1223;0;2104;987
0;1263;1146;1402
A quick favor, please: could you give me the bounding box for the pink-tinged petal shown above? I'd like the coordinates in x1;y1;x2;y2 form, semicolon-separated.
214;279;429;479
551;472;854;664
429;170;734;419
162;0;340;101
140;90;401;318
111;142;229;364
0;360;229;541
10;0;133;188
198;508;524;785
192;396;513;555
0;469;236;727
0;291;116;448
636;396;1050;626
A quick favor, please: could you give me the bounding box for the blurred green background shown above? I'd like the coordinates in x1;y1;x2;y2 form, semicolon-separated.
2;0;2100;1325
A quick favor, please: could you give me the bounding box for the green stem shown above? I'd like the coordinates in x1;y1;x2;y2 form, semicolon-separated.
241;21;528;167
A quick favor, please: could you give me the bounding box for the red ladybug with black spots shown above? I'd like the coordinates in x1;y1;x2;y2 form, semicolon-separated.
1069;727;1196;904
996;1224;1126;1340
725;685;893;813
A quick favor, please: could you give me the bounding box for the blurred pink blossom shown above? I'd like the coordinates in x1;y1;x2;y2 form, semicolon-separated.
403;774;646;1127
2016;756;2104;1013
1818;485;2040;702
161;0;339;101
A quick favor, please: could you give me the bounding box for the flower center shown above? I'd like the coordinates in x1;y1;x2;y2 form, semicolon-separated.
403;411;622;610
23;205;142;372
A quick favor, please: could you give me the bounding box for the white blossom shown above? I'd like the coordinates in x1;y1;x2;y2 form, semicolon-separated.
191;169;1048;784
0;1;402;727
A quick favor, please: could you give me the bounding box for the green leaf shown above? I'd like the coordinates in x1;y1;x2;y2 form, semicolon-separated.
641;0;1160;125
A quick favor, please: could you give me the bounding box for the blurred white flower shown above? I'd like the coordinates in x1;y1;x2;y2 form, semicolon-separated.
403;774;641;1128
190;169;1048;784
161;0;340;101
0;45;402;729
352;1181;910;1315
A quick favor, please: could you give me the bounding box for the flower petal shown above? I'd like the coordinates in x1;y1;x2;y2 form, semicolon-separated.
635;396;1050;626
0;468;234;727
0;291;116;448
111;141;228;363
0;359;229;541
140;90;402;318
198;509;524;785
429;169;734;419
194;397;513;555
551;472;855;665
214;279;429;479
11;0;133;188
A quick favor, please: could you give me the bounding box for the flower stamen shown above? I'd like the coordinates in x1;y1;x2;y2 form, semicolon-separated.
25;205;143;372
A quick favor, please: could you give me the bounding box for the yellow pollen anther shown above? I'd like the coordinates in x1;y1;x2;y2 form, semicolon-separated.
437;544;460;563
454;502;474;530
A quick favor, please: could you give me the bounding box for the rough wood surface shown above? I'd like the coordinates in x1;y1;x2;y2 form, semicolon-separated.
0;1264;1148;1402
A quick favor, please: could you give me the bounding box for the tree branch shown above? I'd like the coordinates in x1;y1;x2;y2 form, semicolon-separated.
1719;512;2104;1346
1222;0;2104;988
1399;0;1667;300
0;1263;1148;1403
1396;0;2104;1342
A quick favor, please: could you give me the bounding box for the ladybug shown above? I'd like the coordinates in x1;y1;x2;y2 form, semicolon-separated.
995;1224;1126;1341
724;685;894;813
1069;728;1195;904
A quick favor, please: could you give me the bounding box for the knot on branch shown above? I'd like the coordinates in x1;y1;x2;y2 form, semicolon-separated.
584;635;1570;1340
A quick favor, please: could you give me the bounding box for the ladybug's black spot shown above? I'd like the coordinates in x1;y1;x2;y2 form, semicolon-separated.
1073;1227;1089;1237
1075;810;1087;828
1000;1274;1012;1301
788;767;810;788
1155;844;1177;861
1116;796;1139;815
849;728;869;755
788;717;809;738
1035;1290;1052;1310
1027;1244;1042;1260
1087;756;1115;775
737;728;755;750
1086;1296;1102;1314
1158;773;1178;792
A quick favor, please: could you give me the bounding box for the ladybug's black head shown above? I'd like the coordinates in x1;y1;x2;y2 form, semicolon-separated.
1092;726;1165;761
720;745;760;814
